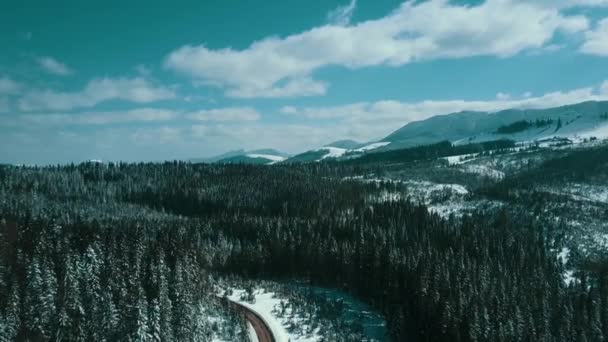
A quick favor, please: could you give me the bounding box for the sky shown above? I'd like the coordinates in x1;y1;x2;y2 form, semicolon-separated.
1;0;608;164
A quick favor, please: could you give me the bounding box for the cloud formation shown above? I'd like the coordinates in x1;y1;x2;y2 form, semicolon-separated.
581;18;608;56
20;108;178;126
0;76;22;95
37;56;73;76
186;107;261;121
18;77;176;111
327;0;357;26
0;76;22;113
165;0;590;98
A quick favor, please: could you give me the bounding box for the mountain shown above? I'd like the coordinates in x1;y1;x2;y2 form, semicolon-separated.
193;101;608;165
324;140;365;150
382;101;608;149
190;149;289;165
285;141;391;163
247;149;290;158
189;149;246;163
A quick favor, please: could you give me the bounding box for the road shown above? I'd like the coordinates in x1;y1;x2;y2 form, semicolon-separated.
228;300;276;342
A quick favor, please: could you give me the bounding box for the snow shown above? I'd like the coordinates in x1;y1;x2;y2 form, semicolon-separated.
575;122;608;140
246;154;286;163
319;147;347;160
247;322;259;342
564;270;576;286
540;183;608;204
371;190;402;203
462;164;505;179
353;142;390;152
227;290;295;342
224;285;388;342
443;153;478;165
428;202;466;218
593;233;608;249
405;181;468;196
557;247;570;265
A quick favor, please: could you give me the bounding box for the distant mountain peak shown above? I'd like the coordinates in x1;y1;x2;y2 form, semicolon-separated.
324;139;364;150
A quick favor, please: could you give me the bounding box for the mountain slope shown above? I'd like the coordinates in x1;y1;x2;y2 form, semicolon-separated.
285;141;391;162
383;101;608;149
190;149;289;165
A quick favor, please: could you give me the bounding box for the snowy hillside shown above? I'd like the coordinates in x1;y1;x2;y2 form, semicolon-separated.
286;141;391;162
191;149;289;165
381;100;608;149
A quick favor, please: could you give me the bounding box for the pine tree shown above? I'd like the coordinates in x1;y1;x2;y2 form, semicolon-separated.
0;281;20;341
134;286;151;342
148;298;162;342
24;256;57;339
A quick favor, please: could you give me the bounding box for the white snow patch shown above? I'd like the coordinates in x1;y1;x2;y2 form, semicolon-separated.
593;233;608;249
428;202;466;218
557;247;570;265
354;141;390;152
228;290;291;342
540;183;608;204
405;181;468;196
370;190;402;203
246;154;286;163
577;122;608;140
463;164;505;179
247;322;259;342
318;147;347;160
564;270;577;286
443;153;478;165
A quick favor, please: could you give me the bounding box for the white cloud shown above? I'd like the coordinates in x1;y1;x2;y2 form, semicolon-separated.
280;105;298;114
0;76;22;95
327;0;357;26
131;126;182;145
0;97;8;113
531;0;608;8
135;64;151;76
37;56;73;76
186;107;260;121
20;108;178;125
581;18;608;56
496;92;511;100
18;77;176;111
601;81;608;94
226;77;327;98
165;0;589;98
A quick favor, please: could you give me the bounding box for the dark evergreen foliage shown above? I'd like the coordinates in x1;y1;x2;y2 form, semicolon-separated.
0;160;605;341
495;119;554;134
344;140;515;165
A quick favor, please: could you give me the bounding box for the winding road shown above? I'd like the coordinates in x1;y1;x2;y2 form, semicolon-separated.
228;300;276;342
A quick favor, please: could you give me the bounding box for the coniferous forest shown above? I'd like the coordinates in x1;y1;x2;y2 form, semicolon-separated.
0;160;607;341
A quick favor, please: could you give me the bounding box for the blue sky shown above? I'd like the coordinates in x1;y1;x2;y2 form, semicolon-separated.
1;0;608;164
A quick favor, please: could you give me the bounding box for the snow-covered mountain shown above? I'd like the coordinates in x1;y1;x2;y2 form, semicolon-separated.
381;101;608;150
286;141;390;162
190;149;289;165
192;101;608;165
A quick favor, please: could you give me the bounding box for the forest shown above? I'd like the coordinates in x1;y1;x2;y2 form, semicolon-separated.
0;155;607;341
